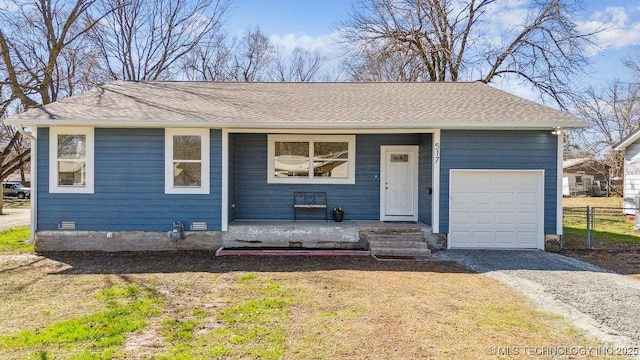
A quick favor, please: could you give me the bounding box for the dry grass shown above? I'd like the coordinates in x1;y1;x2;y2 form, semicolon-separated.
0;253;613;359
1;200;30;210
563;196;624;208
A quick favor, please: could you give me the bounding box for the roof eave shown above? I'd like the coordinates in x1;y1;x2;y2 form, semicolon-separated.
614;129;640;151
5;118;589;131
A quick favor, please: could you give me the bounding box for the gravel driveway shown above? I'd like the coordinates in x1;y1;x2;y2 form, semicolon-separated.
0;208;30;231
434;250;640;355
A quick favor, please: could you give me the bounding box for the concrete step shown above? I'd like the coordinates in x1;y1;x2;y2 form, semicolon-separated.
360;229;427;235
367;240;430;248
363;226;433;258
369;247;432;257
366;236;426;243
360;233;425;242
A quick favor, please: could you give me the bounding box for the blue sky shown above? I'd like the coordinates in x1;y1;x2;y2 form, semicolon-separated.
225;0;640;100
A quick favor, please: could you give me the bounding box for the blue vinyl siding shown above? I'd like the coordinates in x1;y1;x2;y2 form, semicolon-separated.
418;134;433;225
439;130;558;234
37;128;222;231
232;133;424;220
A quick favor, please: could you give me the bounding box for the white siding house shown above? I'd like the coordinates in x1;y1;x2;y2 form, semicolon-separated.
614;130;640;215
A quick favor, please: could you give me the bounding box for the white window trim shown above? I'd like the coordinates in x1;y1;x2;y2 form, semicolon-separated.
49;127;94;194
165;128;210;194
267;134;356;184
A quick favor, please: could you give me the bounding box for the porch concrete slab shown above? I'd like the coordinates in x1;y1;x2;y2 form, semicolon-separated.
223;220;363;249
353;220;431;231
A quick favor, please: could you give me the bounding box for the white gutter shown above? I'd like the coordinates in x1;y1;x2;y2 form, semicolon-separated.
16;125;36;245
4;119;590;131
556;130;564;235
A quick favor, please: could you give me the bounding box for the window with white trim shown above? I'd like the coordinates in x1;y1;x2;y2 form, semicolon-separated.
49;127;94;193
165;128;210;194
267;135;356;184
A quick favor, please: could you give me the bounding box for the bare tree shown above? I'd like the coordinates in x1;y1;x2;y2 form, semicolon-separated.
0;0;103;107
181;33;233;81
572;80;640;195
229;27;275;82
91;0;232;81
344;43;429;82
271;47;326;82
342;0;597;109
0;0;109;213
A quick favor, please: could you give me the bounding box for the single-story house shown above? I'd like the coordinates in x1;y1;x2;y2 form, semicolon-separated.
562;158;607;197
5;81;588;251
614;129;640;214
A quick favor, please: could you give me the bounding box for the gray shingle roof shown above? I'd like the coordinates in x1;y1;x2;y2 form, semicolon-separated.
5;81;587;129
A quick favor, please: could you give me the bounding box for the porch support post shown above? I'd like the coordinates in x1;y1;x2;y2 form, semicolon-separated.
556;130;564;235
432;129;441;233
221;129;229;232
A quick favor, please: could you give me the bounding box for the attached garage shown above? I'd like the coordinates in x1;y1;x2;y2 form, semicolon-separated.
448;170;544;249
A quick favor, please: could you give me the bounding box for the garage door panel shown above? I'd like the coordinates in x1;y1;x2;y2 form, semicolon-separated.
517;175;538;187
473;211;494;225
495;232;517;245
472;232;494;245
451;191;473;206
450;210;472;224
473;192;494;205
495;211;516;225
449;170;544;249
517;212;537;225
519;192;537;205
453;231;473;247
495;192;514;205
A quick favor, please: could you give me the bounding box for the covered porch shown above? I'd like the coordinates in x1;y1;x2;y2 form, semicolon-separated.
223;131;440;231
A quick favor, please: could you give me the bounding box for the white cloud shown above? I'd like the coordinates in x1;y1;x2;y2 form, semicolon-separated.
484;0;530;30
578;6;640;56
268;31;341;54
265;31;347;79
491;77;545;105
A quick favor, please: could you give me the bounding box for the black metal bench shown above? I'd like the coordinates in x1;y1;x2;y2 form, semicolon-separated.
293;192;327;221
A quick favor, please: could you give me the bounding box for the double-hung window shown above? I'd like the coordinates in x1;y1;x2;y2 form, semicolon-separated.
165;128;210;194
267;135;355;184
49;127;94;193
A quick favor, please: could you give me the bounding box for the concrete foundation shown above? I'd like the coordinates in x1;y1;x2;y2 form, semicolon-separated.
222;220;364;249
33;221;437;252
544;234;562;252
35;231;222;252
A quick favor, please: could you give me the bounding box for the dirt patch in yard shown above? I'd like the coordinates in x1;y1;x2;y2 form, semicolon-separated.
561;245;640;279
0;252;614;359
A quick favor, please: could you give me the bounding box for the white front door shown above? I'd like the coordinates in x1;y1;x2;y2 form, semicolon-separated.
380;146;419;221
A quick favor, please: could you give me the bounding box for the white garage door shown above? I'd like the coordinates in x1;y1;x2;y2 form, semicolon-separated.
449;170;544;249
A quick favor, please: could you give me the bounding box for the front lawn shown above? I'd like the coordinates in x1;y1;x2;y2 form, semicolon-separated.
0;227;32;253
0;253;613;359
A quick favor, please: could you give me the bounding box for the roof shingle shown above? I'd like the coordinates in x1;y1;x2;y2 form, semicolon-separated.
6;81;587;129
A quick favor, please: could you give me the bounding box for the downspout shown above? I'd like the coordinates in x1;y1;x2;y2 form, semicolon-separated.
16;125;36;245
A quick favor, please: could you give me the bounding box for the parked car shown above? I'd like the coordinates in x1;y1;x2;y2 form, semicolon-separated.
3;181;30;199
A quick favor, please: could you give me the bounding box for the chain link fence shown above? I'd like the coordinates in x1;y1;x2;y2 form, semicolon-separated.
562;206;640;249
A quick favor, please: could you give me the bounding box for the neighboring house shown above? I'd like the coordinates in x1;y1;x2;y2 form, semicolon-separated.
562;158;607;197
614;129;640;214
6;81;587;251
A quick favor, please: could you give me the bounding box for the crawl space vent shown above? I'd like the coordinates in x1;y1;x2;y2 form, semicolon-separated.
190;222;207;231
58;221;76;230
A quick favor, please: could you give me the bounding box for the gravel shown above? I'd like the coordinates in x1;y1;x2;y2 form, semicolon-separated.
0;208;30;231
434;250;640;354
